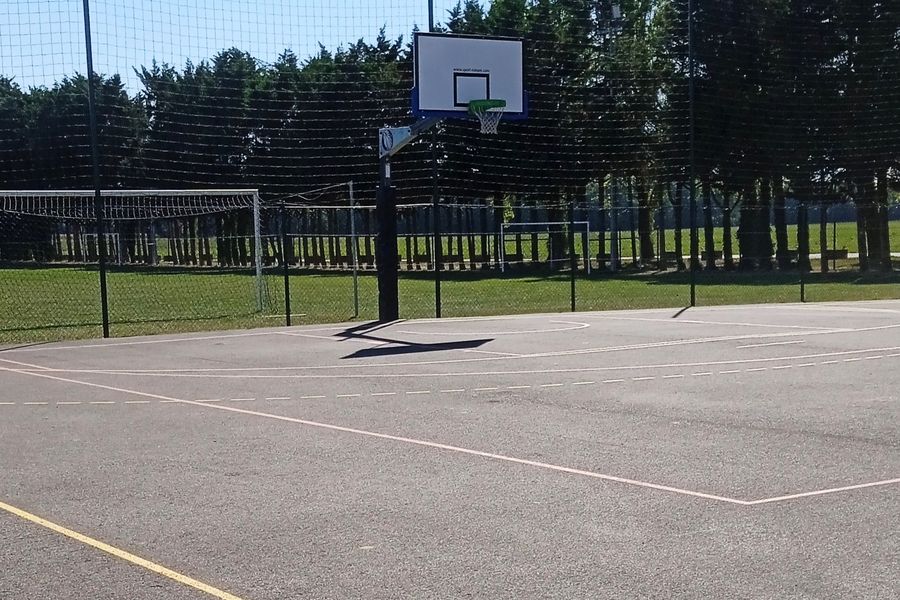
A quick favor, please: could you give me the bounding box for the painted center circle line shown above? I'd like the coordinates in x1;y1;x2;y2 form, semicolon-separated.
397;320;590;336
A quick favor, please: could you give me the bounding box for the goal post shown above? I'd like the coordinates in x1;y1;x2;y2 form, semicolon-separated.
500;221;592;274
0;188;268;311
275;181;361;318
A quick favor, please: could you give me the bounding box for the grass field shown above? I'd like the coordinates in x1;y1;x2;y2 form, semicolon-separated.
2;264;899;344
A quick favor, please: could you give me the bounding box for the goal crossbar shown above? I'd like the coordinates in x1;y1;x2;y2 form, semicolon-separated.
0;189;260;221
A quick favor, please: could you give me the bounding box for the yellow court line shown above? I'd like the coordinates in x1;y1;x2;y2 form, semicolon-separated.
0;500;244;600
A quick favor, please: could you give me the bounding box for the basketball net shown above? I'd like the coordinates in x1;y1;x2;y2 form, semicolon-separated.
474;108;504;134
469;100;507;135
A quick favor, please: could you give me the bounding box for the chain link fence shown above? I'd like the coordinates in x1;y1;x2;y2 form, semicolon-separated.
2;194;898;343
1;0;897;344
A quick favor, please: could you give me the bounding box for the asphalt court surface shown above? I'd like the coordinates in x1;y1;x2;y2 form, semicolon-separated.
1;300;898;599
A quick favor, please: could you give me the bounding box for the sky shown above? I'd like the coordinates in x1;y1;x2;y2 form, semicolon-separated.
0;0;468;91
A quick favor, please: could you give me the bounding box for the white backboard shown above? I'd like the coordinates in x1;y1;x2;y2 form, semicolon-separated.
413;33;526;119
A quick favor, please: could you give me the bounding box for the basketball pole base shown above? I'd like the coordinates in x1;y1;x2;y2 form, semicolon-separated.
376;117;442;322
376;158;400;322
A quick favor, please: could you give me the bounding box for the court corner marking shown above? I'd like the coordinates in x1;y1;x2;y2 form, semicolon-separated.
5;363;898;509
746;477;900;505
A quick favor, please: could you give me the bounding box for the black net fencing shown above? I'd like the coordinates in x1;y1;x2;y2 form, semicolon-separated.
1;0;897;343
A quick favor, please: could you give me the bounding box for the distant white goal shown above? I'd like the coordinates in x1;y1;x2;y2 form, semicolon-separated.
0;189;267;310
499;220;592;273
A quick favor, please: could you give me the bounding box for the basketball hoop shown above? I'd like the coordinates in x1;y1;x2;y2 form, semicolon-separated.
469;99;507;135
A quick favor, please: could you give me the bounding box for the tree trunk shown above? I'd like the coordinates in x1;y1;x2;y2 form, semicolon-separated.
479;202;489;268
865;201;883;267
703;178;717;270
673;182;685;270
737;186;755;270
758;179;774;270
722;201;735;270
876;168;893;271
773;177;790;270
855;178;870;271
658;184;667;270
688;179;701;272
466;207;476;270
597;177;607;268
628;178;637;266
492;203;502;268
796;179;812;272
819;204;829;273
547;203;567;270
636;178;654;263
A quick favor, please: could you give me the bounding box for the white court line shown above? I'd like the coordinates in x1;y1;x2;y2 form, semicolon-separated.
31;324;899;376
60;346;899;381
370;392;396;397
0;358;54;370
123;401;151;405
20;364;899;507
594;315;838;331
736;340;805;349
397;321;590;336
23;402;47;405
748;478;900;505
0;366;750;506
2;330;278;353
265;397;290;401
276;331;384;346
461;349;525;357
755;304;900;315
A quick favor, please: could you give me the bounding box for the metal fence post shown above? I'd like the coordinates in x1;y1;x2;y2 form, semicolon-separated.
81;0;110;337
280;200;292;326
349;181;359;318
688;0;698;307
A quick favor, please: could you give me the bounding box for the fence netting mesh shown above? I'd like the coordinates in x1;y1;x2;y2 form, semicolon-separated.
1;0;897;342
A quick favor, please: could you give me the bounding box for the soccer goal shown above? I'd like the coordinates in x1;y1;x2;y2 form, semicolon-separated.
499;221;592;274
0;189;268;311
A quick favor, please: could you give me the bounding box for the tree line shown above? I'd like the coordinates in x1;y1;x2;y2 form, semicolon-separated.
0;0;897;271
